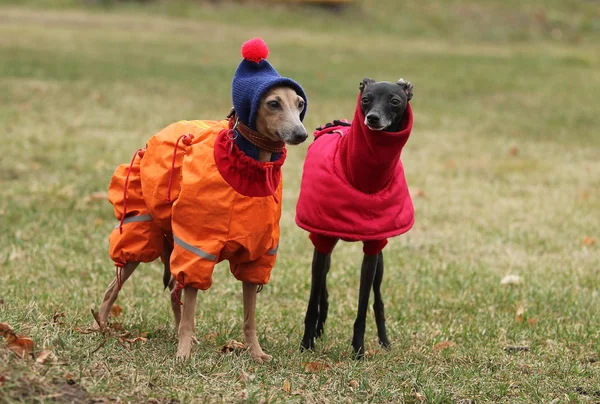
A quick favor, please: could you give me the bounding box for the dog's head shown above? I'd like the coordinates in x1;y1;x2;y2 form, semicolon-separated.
359;78;413;132
255;86;308;145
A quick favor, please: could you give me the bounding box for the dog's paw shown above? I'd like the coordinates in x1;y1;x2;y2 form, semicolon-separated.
379;338;391;349
300;337;315;352
250;350;272;364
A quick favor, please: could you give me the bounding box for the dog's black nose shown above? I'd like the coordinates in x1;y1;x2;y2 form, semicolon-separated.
292;126;308;144
366;114;380;125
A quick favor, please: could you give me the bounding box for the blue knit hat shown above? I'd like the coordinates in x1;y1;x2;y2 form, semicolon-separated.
232;38;307;130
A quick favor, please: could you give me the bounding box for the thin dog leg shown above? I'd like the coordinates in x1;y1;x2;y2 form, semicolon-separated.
301;249;330;351
161;241;181;329
176;286;197;359
315;252;331;338
372;252;390;348
243;282;272;363
352;254;378;358
96;261;139;328
168;277;182;330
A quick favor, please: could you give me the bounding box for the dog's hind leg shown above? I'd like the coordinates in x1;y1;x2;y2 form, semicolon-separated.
315;252;331;338
372;252;390;348
301;249;330;351
176;286;197;359
352;254;378;358
161;238;181;330
96;262;139;328
243;282;272;363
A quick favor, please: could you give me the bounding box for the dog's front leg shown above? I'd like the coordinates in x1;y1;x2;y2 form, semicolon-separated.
372;252;390;348
301;249;330;351
96;261;139;329
315;252;331;338
352;254;378;358
176;286;197;359
242;282;272;363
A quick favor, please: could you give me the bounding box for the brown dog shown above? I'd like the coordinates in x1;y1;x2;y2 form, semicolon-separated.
96;86;307;363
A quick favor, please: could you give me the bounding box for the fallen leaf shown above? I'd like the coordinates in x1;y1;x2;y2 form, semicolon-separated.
412;391;427;402
582;236;595;247
302;361;331;373
221;339;246;354
89;192;108;201
8;336;34;358
515;304;525;322
500;274;522;285
413;189;426;198
433;340;455;352
0;322;15;338
432;330;441;338
119;336;147;346
508;145;519;156
204;332;218;342
110;305;122;318
36;349;57;364
282;380;291;393
527;318;539;326
52;311;65;324
348;379;359;389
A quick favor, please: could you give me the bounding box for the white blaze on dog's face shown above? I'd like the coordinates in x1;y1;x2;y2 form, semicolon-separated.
256;86;307;145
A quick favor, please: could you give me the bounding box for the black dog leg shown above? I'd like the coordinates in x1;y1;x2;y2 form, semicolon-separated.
352;253;378;358
301;249;330;351
372;252;390;348
315;252;331;338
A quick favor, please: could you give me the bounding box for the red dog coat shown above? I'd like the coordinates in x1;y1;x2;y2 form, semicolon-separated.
295;97;414;255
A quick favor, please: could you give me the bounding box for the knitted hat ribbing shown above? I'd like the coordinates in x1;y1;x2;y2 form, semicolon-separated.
232;38;307;130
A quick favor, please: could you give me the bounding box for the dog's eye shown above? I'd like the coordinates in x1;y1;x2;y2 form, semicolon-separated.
298;100;305;110
361;97;369;104
391;99;402;106
268;101;280;109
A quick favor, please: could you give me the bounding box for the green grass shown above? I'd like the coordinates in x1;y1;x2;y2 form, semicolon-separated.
1;1;599;402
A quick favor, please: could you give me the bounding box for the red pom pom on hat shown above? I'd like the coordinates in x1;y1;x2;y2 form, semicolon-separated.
241;38;269;63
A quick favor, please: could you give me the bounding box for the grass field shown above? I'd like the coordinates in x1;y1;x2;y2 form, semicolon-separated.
1;0;599;402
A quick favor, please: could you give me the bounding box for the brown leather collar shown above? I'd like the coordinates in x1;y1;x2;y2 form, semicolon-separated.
228;110;285;154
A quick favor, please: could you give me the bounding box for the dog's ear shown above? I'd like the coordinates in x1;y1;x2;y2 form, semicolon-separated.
397;78;414;101
359;78;375;93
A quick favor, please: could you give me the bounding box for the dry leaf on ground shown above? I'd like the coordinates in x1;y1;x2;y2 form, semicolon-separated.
509;145;519;156
36;349;57;364
500;274;522;285
1;323;35;358
515;304;525;322
433;340;456;352
52;311;66;324
302;361;331;373
348;379;359;389
110;305;122;317
282;380;291;393
8;336;35;358
412;391;427;402
582;236;595;247
221;340;246;354
527;318;539;326
413;189;426;198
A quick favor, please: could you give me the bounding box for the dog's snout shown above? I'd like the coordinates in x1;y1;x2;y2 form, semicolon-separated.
366;114;380;125
292;125;308;144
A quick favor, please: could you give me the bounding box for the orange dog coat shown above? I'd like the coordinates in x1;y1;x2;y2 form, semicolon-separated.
107;120;283;290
